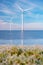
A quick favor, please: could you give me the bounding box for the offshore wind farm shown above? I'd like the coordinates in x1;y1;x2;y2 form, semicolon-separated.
0;0;43;65
0;0;43;48
0;0;43;45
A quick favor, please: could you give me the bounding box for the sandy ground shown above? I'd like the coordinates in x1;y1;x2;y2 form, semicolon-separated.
0;44;43;50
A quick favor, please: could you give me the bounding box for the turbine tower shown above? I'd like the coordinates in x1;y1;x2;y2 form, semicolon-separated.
10;16;14;45
16;4;30;46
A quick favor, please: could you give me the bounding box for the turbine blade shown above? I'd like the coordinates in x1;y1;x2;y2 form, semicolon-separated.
16;4;23;11
24;7;33;11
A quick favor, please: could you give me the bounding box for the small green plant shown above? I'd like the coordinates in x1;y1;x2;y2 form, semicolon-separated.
17;48;23;56
20;62;26;65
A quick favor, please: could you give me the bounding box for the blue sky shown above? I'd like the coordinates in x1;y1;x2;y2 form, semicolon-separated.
0;0;43;30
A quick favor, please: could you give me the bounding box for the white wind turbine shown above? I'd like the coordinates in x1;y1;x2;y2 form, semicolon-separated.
16;4;31;46
10;16;14;45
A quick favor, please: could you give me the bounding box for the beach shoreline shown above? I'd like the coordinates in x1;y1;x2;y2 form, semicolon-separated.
0;44;43;49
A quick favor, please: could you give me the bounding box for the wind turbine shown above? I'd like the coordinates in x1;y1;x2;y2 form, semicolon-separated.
10;16;14;45
16;4;30;46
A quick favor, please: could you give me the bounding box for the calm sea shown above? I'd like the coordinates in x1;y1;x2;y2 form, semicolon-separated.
0;30;43;45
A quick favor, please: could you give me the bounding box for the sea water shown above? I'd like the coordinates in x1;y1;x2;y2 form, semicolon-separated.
0;30;43;45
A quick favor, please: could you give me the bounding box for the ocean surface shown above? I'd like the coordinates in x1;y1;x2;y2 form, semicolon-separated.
0;30;43;45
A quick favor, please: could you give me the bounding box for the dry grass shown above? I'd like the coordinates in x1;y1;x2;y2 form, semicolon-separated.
0;45;43;65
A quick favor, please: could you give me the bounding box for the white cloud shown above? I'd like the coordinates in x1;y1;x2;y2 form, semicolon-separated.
0;22;43;30
24;23;43;30
0;22;21;30
0;9;14;14
0;3;15;15
0;20;4;24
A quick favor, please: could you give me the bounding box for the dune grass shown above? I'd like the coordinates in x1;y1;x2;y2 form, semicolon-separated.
0;45;43;65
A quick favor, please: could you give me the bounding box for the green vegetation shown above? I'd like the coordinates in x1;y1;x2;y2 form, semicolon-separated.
0;46;43;65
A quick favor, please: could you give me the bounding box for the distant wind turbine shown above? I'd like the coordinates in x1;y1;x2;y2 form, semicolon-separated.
16;4;30;46
10;16;14;45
